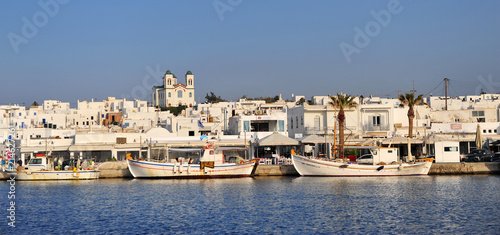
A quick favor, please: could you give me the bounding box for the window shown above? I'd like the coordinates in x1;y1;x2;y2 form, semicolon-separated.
372;116;381;126
454;119;460;123
472;110;484;117
178;90;183;98
296;117;298;128
489;129;492;133
189;131;194;136
189;92;192;98
30;158;43;164
244;121;250;132
314;116;320;130
168;92;171;98
168;79;171;85
444;147;458;152
301;116;303;126
291;118;293;129
278;120;284;132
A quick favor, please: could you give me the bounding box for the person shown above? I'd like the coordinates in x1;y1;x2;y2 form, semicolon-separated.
291;148;296;155
17;159;23;167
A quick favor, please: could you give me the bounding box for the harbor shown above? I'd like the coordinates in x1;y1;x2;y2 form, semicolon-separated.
3;1;500;233
93;161;500;178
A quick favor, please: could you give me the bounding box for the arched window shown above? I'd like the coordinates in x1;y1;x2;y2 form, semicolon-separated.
168;79;171;85
189;92;192;98
189;79;192;85
178;90;183;98
168;92;171;98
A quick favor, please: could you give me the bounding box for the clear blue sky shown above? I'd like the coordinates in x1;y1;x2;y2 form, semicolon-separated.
1;0;499;106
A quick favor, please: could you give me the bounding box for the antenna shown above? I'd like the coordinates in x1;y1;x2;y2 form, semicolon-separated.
410;81;416;95
444;78;449;110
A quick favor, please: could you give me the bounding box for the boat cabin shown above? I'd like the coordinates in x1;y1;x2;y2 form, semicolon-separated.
370;147;398;164
26;157;49;171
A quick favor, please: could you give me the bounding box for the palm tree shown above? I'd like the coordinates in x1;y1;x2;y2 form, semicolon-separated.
398;93;425;138
330;94;357;159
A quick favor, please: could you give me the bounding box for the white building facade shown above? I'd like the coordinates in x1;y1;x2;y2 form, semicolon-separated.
152;70;195;108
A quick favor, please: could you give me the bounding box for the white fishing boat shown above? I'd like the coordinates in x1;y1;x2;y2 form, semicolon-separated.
127;143;257;178
292;146;432;177
7;157;100;181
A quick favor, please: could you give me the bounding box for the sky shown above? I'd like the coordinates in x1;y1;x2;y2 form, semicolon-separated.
1;0;499;106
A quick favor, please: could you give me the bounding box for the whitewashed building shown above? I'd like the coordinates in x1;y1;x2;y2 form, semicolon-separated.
151;70;195;108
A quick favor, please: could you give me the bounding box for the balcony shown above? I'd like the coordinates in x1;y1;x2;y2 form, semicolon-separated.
363;124;390;132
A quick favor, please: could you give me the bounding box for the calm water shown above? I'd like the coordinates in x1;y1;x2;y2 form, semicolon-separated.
2;175;499;234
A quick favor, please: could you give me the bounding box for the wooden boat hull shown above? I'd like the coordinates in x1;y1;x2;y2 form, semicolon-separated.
292;154;432;177
127;159;256;178
8;170;100;181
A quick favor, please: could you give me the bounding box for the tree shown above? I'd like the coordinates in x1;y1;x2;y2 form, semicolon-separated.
398;93;426;138
329;94;357;159
297;97;306;105
160;105;187;116
205;92;227;103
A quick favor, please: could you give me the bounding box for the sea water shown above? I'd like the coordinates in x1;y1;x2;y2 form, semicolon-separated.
1;175;499;234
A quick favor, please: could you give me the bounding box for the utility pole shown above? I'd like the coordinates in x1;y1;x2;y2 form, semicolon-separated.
444;78;449;111
410;81;416;95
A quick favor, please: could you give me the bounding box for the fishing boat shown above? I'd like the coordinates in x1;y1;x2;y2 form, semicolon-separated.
127;142;257;178
292;146;432;177
7;156;100;181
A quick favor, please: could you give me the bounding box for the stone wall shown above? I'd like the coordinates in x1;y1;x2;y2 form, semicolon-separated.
429;162;500;175
98;161;133;178
254;165;299;176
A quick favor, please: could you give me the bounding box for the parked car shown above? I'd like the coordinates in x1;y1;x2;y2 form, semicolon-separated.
461;149;493;162
491;152;500;162
357;154;373;165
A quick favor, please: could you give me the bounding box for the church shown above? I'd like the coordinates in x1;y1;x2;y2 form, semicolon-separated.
151;70;196;108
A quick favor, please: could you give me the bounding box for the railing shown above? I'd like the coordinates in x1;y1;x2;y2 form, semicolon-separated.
363;124;390;132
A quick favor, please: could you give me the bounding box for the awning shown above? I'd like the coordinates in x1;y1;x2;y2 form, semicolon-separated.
215;147;247;151
258;133;299;146
69;145;114;151
343;145;379;149
381;137;423;145
299;135;335;144
168;148;202;152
